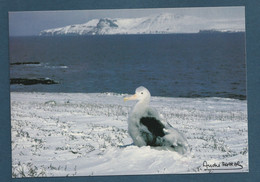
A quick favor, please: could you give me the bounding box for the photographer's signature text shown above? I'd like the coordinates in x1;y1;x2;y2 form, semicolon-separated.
203;161;243;172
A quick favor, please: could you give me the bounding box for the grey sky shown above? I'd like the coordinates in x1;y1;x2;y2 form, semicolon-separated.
9;6;245;36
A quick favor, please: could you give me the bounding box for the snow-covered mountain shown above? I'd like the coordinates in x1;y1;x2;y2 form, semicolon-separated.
39;13;245;36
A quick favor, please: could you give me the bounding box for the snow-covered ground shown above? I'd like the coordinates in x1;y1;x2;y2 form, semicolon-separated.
11;92;248;177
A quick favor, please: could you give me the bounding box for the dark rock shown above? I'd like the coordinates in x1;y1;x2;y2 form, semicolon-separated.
10;62;41;65
10;78;58;85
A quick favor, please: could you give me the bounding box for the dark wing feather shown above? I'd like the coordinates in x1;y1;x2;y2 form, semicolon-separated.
140;117;165;137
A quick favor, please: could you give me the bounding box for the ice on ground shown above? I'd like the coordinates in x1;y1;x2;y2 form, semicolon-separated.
11;92;248;177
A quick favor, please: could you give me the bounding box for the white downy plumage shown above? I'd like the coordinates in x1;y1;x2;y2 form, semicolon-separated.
124;86;189;154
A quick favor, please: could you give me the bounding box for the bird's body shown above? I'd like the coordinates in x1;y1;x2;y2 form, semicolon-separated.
124;86;189;154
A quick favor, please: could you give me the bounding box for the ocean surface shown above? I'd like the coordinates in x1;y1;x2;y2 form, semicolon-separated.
9;33;246;99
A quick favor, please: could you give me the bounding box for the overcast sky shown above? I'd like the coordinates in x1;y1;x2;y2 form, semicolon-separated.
9;6;245;36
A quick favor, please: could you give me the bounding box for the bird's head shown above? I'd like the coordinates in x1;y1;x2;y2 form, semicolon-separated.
124;86;151;102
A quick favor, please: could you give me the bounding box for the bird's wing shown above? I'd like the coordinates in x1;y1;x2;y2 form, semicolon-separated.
139;116;165;137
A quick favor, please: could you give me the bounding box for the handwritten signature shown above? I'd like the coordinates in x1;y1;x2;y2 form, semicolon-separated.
203;161;243;172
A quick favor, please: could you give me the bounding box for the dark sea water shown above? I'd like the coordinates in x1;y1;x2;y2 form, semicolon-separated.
9;33;246;99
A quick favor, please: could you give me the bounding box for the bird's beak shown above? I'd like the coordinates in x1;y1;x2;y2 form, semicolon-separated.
124;94;137;101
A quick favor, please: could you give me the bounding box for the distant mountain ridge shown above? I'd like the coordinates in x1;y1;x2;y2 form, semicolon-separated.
39;13;245;36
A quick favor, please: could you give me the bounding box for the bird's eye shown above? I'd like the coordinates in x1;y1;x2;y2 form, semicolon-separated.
141;92;143;94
